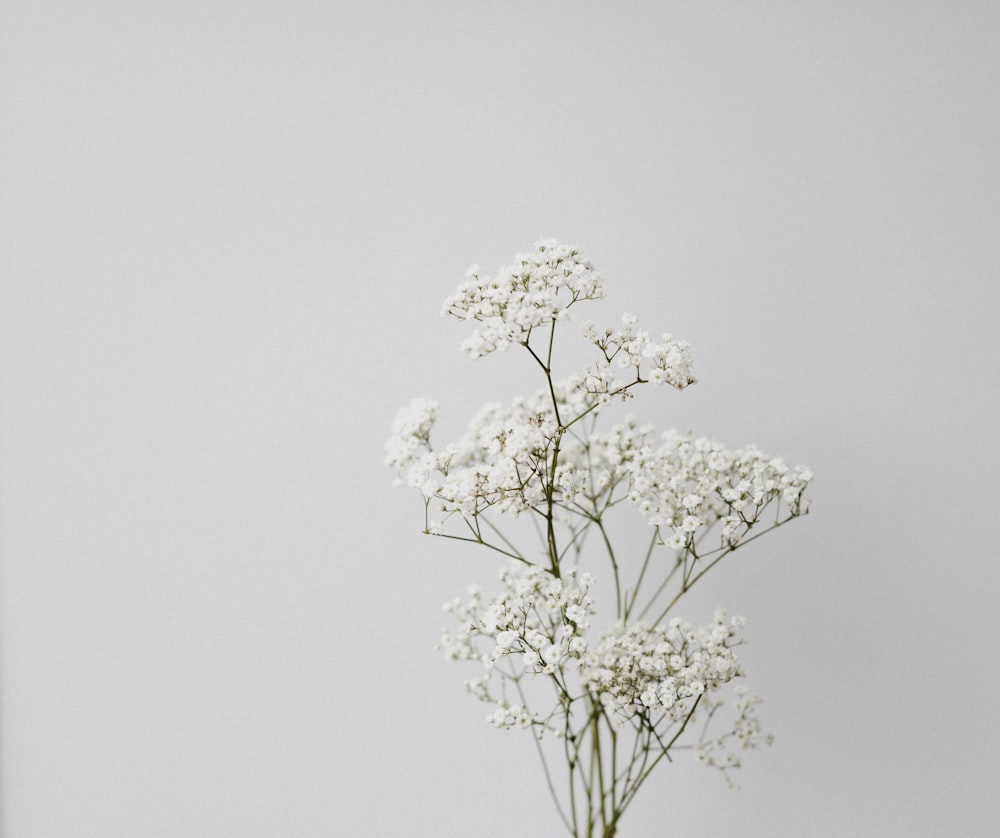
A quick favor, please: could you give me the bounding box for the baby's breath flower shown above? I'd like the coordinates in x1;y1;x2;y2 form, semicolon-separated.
388;240;813;827
442;240;606;358
582;313;696;395
694;686;774;788
384;398;438;480
581;612;744;727
489;700;535;729
621;430;812;548
440;561;596;687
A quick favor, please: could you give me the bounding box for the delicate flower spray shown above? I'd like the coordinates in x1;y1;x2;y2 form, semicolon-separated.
386;241;812;837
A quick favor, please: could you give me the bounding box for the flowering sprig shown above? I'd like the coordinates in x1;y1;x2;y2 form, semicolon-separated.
443;240;605;358
582;612;744;726
386;241;812;837
440;563;595;678
581;313;696;397
693;687;775;788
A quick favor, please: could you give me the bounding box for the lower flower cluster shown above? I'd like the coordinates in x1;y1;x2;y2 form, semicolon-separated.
581;612;745;726
694;687;774;787
440;563;595;677
440;564;756;749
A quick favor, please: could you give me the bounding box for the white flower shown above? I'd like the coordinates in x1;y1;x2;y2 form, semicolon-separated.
682;493;702;510
694;687;773;787
620;429;812;550
666;530;687;551
542;644;562;665
580;612;745;723
384;398;438;480
495;630;518;650
582;313;696;393
442;240;606;358
681;515;703;533
440;561;596;684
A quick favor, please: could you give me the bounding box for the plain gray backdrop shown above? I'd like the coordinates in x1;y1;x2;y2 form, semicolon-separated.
2;1;998;836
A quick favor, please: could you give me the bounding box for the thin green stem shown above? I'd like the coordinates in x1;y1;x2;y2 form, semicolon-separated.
591;703;608;835
546;432;564;577
562;378;643;433
523;330;563;427
521;329;567;577
564;723;580;838
512;681;574;836
619;695;703;812
624;529;659;622
433;532;529;565
479;515;527;562
636;551;684;622
649;517;794;627
593;517;622;620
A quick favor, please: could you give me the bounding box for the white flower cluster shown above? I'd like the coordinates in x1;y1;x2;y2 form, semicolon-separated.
442;239;606;358
385;396;558;516
581;612;745;726
622;431;813;549
694;687;773;786
385;380;593;518
581;313;696;398
385;394;812;546
384;397;438;483
436;399;560;515
552;416;651;508
549;418;812;550
488;700;535;730
440;562;595;679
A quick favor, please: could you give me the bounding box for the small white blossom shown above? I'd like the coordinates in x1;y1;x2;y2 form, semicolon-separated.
694;686;774;788
620;430;812;549
581;612;745;726
384;398;438;480
442;240;606;358
489;700;535;729
582;313;696;395
439;561;596;692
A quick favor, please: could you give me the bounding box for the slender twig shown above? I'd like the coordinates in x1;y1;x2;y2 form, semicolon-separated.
625;528;663;622
619;695;703;812
479;515;527;561
593;517;622;620
433;531;529;565
636;551;684;622
512;679;573;835
648;517;796;627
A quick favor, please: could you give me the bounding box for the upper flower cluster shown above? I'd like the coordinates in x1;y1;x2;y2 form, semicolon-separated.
442;239;606;358
582;313;696;396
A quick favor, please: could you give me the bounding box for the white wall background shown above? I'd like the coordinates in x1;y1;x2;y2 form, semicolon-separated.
2;2;998;836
